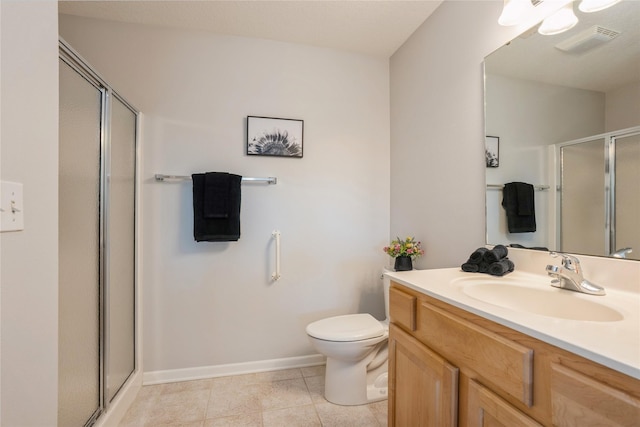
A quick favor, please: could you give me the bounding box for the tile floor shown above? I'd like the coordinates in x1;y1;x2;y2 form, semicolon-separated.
120;366;388;427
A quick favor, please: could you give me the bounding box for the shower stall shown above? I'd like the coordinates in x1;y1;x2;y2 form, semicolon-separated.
58;40;138;426
557;126;640;260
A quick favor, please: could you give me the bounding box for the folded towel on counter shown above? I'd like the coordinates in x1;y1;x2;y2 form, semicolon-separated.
488;258;515;277
461;263;479;273
501;182;536;233
461;245;514;276
468;247;488;264
483;244;508;263
192;172;242;242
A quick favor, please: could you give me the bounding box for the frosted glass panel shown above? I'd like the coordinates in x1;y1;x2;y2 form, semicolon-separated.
615;134;640;260
58;59;102;426
560;139;606;256
107;96;137;402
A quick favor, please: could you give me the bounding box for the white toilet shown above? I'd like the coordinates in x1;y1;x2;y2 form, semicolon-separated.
306;273;391;406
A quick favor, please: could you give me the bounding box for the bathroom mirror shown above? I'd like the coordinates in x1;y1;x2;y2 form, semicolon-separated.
484;0;640;260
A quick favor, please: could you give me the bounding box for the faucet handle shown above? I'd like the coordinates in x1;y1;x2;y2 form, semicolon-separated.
550;252;582;273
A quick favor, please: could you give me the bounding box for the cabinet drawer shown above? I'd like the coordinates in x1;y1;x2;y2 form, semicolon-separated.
551;363;640;426
468;380;542;427
419;301;533;407
389;285;417;331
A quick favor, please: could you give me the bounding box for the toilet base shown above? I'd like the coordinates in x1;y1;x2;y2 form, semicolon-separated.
324;349;388;406
366;372;388;402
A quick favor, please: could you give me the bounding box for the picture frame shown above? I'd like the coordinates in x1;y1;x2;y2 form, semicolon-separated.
485;136;499;168
247;116;304;158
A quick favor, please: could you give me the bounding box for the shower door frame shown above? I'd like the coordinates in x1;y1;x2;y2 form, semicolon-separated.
59;38;139;424
555;125;640;257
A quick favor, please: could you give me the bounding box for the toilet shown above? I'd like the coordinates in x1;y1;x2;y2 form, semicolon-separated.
306;273;391;406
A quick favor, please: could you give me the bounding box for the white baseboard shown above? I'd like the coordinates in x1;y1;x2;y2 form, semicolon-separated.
143;354;326;385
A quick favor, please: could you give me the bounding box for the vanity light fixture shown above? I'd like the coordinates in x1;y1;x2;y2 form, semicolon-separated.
498;0;536;26
538;2;579;35
578;0;622;13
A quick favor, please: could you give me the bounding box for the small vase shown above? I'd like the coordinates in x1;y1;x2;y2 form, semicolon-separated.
394;256;413;271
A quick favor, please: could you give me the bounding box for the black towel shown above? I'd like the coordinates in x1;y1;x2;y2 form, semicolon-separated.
461;263;479;273
488;258;515;276
501;182;536;233
204;172;231;218
461;247;492;273
192;172;242;242
468;248;488;264
461;246;515;275
483;244;508;263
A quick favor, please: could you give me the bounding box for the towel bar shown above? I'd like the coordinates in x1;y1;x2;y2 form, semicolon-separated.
155;174;276;184
487;184;549;191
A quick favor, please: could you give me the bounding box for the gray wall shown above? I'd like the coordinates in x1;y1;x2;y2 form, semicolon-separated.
390;1;527;269
60;15;391;376
0;1;59;425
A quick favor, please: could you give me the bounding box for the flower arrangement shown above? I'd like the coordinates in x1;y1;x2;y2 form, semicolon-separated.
383;237;425;259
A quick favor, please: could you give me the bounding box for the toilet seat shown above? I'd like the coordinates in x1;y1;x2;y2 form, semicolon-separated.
306;313;384;342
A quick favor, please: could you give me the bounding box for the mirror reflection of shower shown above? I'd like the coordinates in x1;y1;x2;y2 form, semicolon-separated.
557;127;640;260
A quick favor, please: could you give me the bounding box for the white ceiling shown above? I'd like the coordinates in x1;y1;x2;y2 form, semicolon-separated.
58;0;444;58
485;0;640;93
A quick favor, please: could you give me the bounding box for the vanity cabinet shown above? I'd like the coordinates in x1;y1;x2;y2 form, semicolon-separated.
388;283;640;426
389;323;458;426
468;379;542;427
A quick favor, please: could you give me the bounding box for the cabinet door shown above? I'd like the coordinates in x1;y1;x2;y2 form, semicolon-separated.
551;363;640;426
468;380;542;427
389;323;458;427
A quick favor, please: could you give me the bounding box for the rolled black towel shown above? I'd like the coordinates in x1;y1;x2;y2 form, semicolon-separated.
461;263;479;273
478;261;490;273
483;244;508;263
468;247;488;264
488;258;515;276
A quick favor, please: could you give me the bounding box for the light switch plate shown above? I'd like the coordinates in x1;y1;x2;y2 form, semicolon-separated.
1;181;24;232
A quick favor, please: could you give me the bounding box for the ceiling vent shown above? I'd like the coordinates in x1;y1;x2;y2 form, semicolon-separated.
555;25;621;54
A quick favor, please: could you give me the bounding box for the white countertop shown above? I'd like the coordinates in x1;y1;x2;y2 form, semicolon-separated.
385;268;640;380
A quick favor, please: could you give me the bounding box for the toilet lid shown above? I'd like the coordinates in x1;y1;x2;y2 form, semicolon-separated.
306;313;385;342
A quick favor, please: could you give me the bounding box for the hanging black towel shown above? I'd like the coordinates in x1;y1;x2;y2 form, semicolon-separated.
192;172;242;242
502;182;536;233
204;172;232;218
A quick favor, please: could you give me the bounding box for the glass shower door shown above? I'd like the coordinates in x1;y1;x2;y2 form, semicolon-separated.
59;42;138;424
58;58;103;426
614;133;640;260
560;138;606;256
106;95;137;403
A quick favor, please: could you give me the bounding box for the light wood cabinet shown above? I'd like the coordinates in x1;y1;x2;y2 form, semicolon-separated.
468;380;542;427
550;363;640;426
388;282;640;427
389;323;458;427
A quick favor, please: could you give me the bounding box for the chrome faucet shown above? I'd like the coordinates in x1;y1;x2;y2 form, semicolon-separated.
545;252;606;296
612;247;633;258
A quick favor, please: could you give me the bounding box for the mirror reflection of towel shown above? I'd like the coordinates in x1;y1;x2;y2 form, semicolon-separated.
501;182;536;233
192;172;242;242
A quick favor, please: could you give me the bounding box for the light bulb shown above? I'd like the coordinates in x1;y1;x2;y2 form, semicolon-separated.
579;0;622;13
538;2;579;35
498;0;536;26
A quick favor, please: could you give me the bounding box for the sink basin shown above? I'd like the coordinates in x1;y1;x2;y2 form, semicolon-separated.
453;277;624;322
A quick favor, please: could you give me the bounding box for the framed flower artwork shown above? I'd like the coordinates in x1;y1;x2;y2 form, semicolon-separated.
485;135;499;168
247;116;304;158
